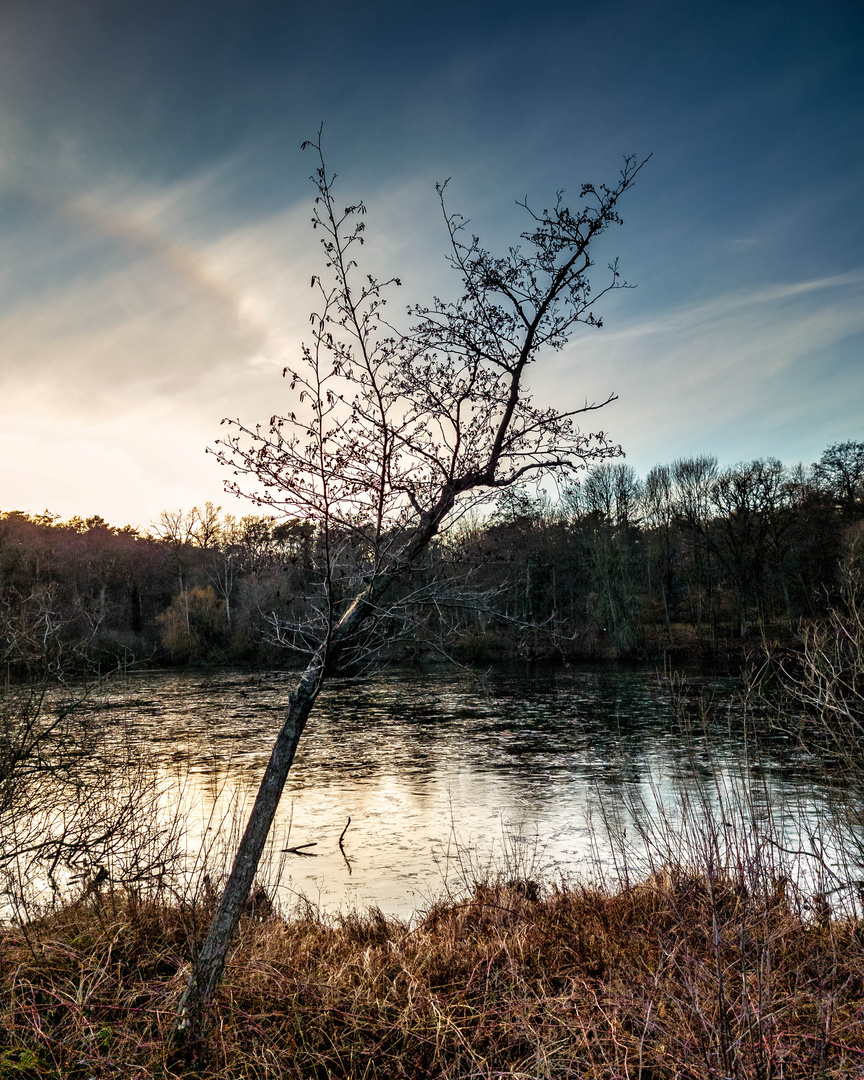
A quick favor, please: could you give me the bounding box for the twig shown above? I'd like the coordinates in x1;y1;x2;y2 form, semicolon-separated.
339;817;352;874
281;843;318;857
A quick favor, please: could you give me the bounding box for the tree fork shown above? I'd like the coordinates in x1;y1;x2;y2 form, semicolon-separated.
172;138;642;1044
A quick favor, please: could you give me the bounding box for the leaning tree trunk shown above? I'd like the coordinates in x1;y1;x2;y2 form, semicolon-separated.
173;650;324;1037
173;500;456;1042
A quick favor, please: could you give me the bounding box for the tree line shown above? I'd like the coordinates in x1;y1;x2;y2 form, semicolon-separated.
2;439;861;676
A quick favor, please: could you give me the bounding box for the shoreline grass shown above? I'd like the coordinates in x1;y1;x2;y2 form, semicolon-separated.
3;870;864;1079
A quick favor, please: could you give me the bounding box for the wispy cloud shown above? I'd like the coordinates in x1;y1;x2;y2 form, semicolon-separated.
0;164;316;418
2;157;862;520
0;167;316;519
538;273;864;469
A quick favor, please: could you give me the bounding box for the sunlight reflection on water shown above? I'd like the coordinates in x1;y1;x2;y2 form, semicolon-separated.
79;665;837;918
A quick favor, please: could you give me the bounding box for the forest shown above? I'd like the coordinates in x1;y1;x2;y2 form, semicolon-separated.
2;439;862;676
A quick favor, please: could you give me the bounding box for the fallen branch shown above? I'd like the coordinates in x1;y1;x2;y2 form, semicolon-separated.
281;842;318;856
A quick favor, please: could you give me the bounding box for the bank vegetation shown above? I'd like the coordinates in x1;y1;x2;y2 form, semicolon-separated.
1;575;864;1076
1;439;862;675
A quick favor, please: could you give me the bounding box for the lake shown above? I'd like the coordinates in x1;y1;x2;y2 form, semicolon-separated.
78;664;844;919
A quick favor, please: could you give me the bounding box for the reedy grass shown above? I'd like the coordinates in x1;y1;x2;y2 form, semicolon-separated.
5;608;864;1078
2;862;864;1079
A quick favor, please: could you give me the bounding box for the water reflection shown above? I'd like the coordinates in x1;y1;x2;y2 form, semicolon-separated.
68;664;835;918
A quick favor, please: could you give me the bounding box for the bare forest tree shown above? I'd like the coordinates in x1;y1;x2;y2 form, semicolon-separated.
175;135;648;1035
814;441;864;521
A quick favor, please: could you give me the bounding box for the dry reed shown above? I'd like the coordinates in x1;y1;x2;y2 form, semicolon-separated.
2;867;863;1079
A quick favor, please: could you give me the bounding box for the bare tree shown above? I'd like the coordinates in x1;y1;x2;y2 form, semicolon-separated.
175;134;647;1034
814;440;864;521
672;455;719;635
644;463;677;632
710;458;792;636
582;461;643;527
1;680;183;913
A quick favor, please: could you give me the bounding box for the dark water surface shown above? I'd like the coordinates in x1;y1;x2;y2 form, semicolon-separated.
91;666;829;917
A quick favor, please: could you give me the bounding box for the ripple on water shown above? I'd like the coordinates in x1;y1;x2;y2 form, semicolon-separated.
42;665;848;919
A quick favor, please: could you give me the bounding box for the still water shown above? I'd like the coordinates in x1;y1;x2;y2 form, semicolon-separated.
80;665;839;918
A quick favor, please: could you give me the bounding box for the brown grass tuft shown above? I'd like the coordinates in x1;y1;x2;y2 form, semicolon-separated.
2;873;864;1078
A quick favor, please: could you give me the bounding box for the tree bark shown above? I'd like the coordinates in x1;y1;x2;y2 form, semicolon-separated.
173;495;458;1040
173;651;324;1036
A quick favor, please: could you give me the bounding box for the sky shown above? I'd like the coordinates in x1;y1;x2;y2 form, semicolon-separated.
1;0;862;528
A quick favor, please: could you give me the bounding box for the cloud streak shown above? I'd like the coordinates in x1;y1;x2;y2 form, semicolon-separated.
2;1;863;530
546;273;864;470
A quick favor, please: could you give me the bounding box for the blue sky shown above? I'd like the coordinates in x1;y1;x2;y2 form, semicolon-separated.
1;0;862;525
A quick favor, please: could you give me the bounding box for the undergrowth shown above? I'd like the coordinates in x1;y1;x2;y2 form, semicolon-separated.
2;870;864;1079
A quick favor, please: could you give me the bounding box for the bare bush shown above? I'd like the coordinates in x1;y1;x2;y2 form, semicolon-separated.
0;679;184;924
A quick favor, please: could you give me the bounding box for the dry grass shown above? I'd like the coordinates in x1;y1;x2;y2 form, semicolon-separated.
2;870;864;1079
